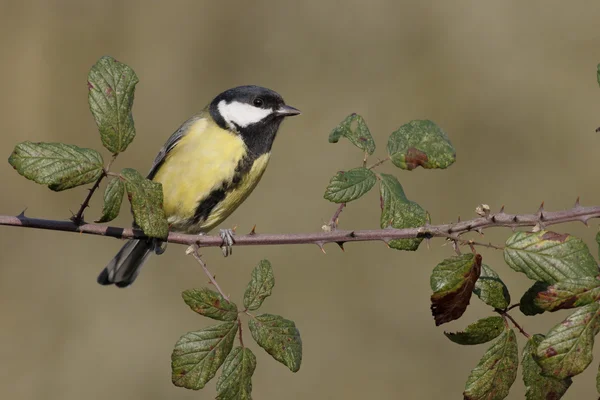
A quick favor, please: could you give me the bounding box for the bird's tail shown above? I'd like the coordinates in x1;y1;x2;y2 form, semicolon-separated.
97;239;155;287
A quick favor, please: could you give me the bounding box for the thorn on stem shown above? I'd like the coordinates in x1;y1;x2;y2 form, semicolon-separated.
316;242;326;254
249;225;257;235
499;205;505;214
575;196;581;208
336;241;345;252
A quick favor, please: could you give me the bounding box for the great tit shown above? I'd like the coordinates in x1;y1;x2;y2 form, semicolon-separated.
97;85;300;287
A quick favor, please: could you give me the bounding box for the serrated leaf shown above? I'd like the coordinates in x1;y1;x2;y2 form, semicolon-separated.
379;173;428;251
387;120;455;170
444;316;505;345
171;322;238;390
323;167;376;203
430;253;482;326
182;288;238;321
8;142;104;191
95;177;124;222
216;347;256;400
328;113;375;155
473;264;510;310
463;328;518;400
519;282;548;316
120;168;168;238
248;314;302;372
522;334;572;400
504;230;599;284
536;302;600;379
243;260;275;311
534;277;600;312
88;56;138;153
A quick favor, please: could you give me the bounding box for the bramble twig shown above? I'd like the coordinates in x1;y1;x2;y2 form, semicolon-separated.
187;244;230;302
6;202;598;250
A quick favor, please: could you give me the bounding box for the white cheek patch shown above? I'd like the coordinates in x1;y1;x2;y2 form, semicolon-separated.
218;100;273;130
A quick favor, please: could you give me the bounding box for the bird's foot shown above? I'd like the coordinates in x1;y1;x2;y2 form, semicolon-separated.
154;240;168;255
219;228;236;257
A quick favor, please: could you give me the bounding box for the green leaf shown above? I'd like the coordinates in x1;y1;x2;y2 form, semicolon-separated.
328;113;375;155
430;253;482;326
95;177;124;223
248;314;302;372
323;167;376;203
463;328;518;400
120;168;168;238
182;288;238;321
522;334;572;400
536;302;600;379
473;264;510;310
504;230;598;284
597;360;600;396
519;282;548;316
88;56;138;154
379;173;428;251
8;142;104;191
534;277;600;312
171;322;238;390
444;316;505;345
387;120;455;170
216;347;256;400
243;260;275;311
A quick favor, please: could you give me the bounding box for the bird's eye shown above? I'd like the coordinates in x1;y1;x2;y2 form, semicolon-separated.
253;98;264;107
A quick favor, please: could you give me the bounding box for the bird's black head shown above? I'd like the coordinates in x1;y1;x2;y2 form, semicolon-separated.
209;85;300;155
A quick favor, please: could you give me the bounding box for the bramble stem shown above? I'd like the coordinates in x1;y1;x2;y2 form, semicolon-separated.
7;203;598;250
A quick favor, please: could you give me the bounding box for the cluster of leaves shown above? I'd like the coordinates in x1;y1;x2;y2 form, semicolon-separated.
171;260;302;398
7;56;168;237
430;230;600;399
324;113;456;250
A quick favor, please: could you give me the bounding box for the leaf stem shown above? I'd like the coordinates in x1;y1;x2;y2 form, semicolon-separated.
328;203;346;230
367;156;390;170
237;318;245;347
71;154;118;225
497;310;530;339
188;244;230;302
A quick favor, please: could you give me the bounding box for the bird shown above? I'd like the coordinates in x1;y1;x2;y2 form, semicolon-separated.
97;85;300;287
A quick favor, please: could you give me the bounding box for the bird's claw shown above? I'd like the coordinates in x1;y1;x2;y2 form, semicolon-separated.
219;229;235;257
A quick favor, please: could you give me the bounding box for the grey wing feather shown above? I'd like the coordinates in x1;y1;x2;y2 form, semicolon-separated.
146;114;204;180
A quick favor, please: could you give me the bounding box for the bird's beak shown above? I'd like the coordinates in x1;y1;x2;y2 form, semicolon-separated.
275;104;301;117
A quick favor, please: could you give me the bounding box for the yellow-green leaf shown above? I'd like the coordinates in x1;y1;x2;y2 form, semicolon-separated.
171;322;238;390
8;142;104;191
182;288;238;321
216;347;256;400
504;230;599;284
88;56;138;153
522;334;572;400
444;316;505;345
248;314;302;372
463;329;518;400
379;173;428;251
387;120;455;170
120;168;168;238
243;260;275;311
323;167;376;203
328;113;375;155
95;177;124;223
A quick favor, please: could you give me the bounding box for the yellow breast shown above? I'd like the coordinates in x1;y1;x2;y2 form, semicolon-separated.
151;117;270;233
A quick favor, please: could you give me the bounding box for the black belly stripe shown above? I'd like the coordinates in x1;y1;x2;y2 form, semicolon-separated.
192;154;255;224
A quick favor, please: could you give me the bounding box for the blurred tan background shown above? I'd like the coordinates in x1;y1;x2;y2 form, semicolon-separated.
1;1;600;399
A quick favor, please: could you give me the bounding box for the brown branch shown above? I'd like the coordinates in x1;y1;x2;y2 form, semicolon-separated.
3;203;600;249
237;318;244;347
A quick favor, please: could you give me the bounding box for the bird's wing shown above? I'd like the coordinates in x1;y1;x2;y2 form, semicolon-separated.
146;114;203;180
